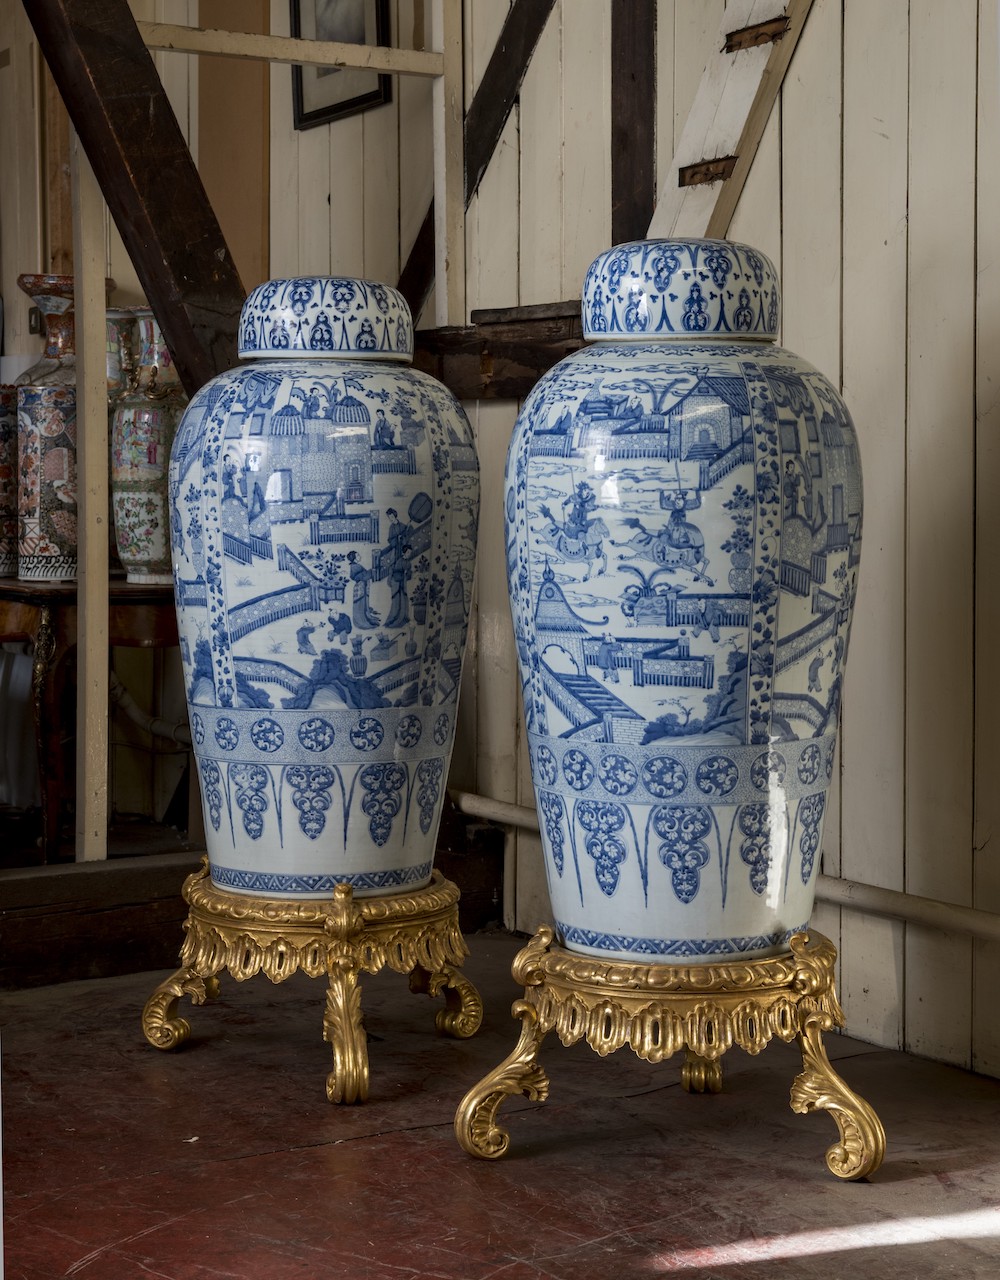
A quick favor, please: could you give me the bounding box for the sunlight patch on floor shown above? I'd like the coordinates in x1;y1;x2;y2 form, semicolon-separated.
649;1207;1000;1269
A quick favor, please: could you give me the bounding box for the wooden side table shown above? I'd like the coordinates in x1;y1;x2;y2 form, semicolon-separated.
0;577;179;860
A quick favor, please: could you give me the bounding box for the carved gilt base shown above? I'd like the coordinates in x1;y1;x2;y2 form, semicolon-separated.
143;860;483;1103
454;925;885;1180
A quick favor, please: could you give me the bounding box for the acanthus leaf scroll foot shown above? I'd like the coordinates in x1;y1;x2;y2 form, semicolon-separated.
681;1049;723;1094
791;1010;886;1180
409;963;484;1039
142;966;220;1050
324;955;369;1104
454;1001;550;1160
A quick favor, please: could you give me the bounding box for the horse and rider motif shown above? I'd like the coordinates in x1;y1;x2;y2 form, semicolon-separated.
537;481;610;580
615;488;714;585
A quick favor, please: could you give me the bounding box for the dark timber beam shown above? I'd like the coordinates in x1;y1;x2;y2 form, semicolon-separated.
611;0;656;244
398;0;557;321
414;301;584;402
23;0;245;397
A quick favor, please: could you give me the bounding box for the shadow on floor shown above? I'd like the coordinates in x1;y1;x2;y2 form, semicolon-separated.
4;932;1000;1279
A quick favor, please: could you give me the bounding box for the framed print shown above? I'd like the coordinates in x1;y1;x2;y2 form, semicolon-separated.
291;0;392;130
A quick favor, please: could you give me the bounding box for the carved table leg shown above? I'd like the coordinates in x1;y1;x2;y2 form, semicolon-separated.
681;1048;724;1094
790;1010;887;1180
454;1001;550;1159
409;963;484;1038
324;954;369;1104
30;605;60;860
142;966;221;1049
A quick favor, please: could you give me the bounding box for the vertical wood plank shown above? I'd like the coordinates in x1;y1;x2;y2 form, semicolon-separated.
470;399;520;809
72;134;110;861
726;99;780;273
838;0;909;1050
327;116;365;275
779;0;843;979
610;0;656;244
654;0;674;192
361;50;400;283
973;0;1000;1077
0;0;43;351
432;0;464;323
464;0;516;313
905;0;977;1066
518;1;562;304
198;0;269;291
269;0;299;278
672;0;725;153
397;0;434;323
561;0;611;292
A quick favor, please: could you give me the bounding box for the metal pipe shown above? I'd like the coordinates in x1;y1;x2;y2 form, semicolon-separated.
450;788;1000;943
815;875;1000;944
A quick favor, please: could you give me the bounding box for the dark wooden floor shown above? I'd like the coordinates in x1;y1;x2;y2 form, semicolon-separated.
5;931;1000;1279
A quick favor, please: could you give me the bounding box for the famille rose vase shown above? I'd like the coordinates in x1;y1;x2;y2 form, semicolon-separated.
505;238;863;964
168;276;479;897
111;309;187;583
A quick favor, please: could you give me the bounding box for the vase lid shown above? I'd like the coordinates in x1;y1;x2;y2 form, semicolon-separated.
581;238;780;342
238;276;413;362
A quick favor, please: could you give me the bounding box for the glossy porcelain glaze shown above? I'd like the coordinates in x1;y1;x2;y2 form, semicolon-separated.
169;277;479;897
506;239;862;962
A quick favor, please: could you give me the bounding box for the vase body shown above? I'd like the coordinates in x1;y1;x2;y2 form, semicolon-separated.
169;276;479;897
15;275;79;581
0;385;16;575
505;239;863;963
111;310;187;583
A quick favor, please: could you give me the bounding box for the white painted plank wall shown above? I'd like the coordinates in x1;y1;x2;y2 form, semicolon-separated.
973;0;1000;1078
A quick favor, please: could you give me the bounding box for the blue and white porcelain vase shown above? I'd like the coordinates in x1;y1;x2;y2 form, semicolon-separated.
505;239;862;963
169;277;479;897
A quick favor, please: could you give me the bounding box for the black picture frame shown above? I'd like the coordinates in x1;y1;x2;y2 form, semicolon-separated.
291;0;392;130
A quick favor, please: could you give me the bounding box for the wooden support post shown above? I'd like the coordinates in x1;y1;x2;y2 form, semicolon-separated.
611;0;656;244
71;133;109;862
432;0;465;326
24;0;245;394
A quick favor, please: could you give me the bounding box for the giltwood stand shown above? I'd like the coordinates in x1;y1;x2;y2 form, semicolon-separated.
454;925;885;1180
143;859;483;1102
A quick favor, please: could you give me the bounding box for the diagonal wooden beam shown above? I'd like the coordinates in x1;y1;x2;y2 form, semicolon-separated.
647;0;814;240
611;0;657;244
22;0;245;396
398;0;556;320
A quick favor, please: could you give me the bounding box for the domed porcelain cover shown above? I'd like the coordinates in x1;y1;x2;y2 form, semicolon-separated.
238;276;414;361
582;239;780;341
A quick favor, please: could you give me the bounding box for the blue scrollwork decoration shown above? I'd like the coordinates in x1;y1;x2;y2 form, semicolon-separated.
798;793;826;884
416;758;444;834
538;790;567;876
577;800;628;896
359;762;407;847
738;803;772;896
651;804;713;904
231;763;269;840
286;765;335;839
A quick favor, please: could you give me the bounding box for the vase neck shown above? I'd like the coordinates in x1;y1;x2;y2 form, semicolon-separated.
43;310;75;362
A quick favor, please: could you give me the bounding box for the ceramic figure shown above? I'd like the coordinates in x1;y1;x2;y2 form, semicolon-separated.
111;309;187;583
169;276;479;897
505;239;862;963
